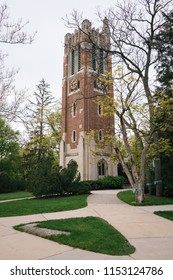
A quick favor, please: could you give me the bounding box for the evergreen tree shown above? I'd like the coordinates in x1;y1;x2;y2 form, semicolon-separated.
0;118;23;193
154;10;173;196
155;11;173;87
26;78;54;161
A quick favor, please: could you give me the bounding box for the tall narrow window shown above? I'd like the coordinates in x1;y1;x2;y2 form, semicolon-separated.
72;130;76;142
97;160;107;176
99;49;104;73
78;45;81;71
98;104;103;115
98;129;104;141
92;45;96;71
71;49;75;75
72;102;77;117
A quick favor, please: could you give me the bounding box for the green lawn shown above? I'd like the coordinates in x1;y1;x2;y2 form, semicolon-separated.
0;191;33;201
0;195;88;217
16;217;135;256
117;190;173;206
154;211;173;221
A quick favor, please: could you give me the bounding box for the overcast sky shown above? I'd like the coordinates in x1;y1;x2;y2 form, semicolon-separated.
2;0;117;101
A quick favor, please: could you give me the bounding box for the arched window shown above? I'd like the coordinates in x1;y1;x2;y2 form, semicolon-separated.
97;159;107;177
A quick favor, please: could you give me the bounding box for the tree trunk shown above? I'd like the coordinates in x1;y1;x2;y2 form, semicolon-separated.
135;181;144;203
154;132;163;196
146;170;152;195
155;157;162;196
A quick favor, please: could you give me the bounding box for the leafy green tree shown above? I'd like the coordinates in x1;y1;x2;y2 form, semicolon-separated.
0;118;23;192
154;10;173;196
155;10;173;87
23;80;62;189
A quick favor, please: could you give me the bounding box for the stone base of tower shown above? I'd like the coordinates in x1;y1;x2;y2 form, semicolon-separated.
60;132;117;181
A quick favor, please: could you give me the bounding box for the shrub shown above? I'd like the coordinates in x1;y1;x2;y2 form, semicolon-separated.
0;172;11;193
71;181;91;195
164;185;173;198
58;161;80;194
27;159;81;197
144;183;156;195
82;180;104;190
98;176;125;189
82;177;126;190
27;158;55;197
0;171;26;194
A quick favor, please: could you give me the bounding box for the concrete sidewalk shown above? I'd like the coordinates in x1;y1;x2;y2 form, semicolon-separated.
0;190;173;260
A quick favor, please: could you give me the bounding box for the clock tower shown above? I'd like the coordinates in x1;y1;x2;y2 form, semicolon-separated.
60;19;117;180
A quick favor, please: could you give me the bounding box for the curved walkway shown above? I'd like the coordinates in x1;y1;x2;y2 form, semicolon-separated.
0;190;173;260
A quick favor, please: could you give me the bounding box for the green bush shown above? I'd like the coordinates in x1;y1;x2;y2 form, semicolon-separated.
27;159;82;197
82;177;125;190
71;181;91;195
0;172;11;193
98;176;125;189
58;162;80;194
144;183;156;195
164;185;173;198
0;171;26;194
82;180;104;190
27;158;55;197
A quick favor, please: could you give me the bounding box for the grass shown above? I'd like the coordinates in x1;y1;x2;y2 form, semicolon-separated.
0;191;33;201
15;217;135;256
117;190;173;206
0;195;88;217
154;211;173;221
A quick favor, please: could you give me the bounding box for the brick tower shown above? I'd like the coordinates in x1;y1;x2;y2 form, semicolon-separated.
60;19;117;180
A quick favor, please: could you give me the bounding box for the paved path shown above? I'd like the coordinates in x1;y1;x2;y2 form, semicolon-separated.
0;190;173;260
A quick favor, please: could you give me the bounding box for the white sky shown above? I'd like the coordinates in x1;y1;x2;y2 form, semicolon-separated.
2;0;117;101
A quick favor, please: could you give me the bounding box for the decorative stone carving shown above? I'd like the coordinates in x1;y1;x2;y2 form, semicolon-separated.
71;79;78;91
96;79;104;90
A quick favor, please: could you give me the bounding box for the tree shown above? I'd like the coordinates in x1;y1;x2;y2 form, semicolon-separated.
155;10;173;87
0;3;35;122
22;79;62;186
25;79;54;161
65;0;172;202
154;10;173;196
0;117;23;192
